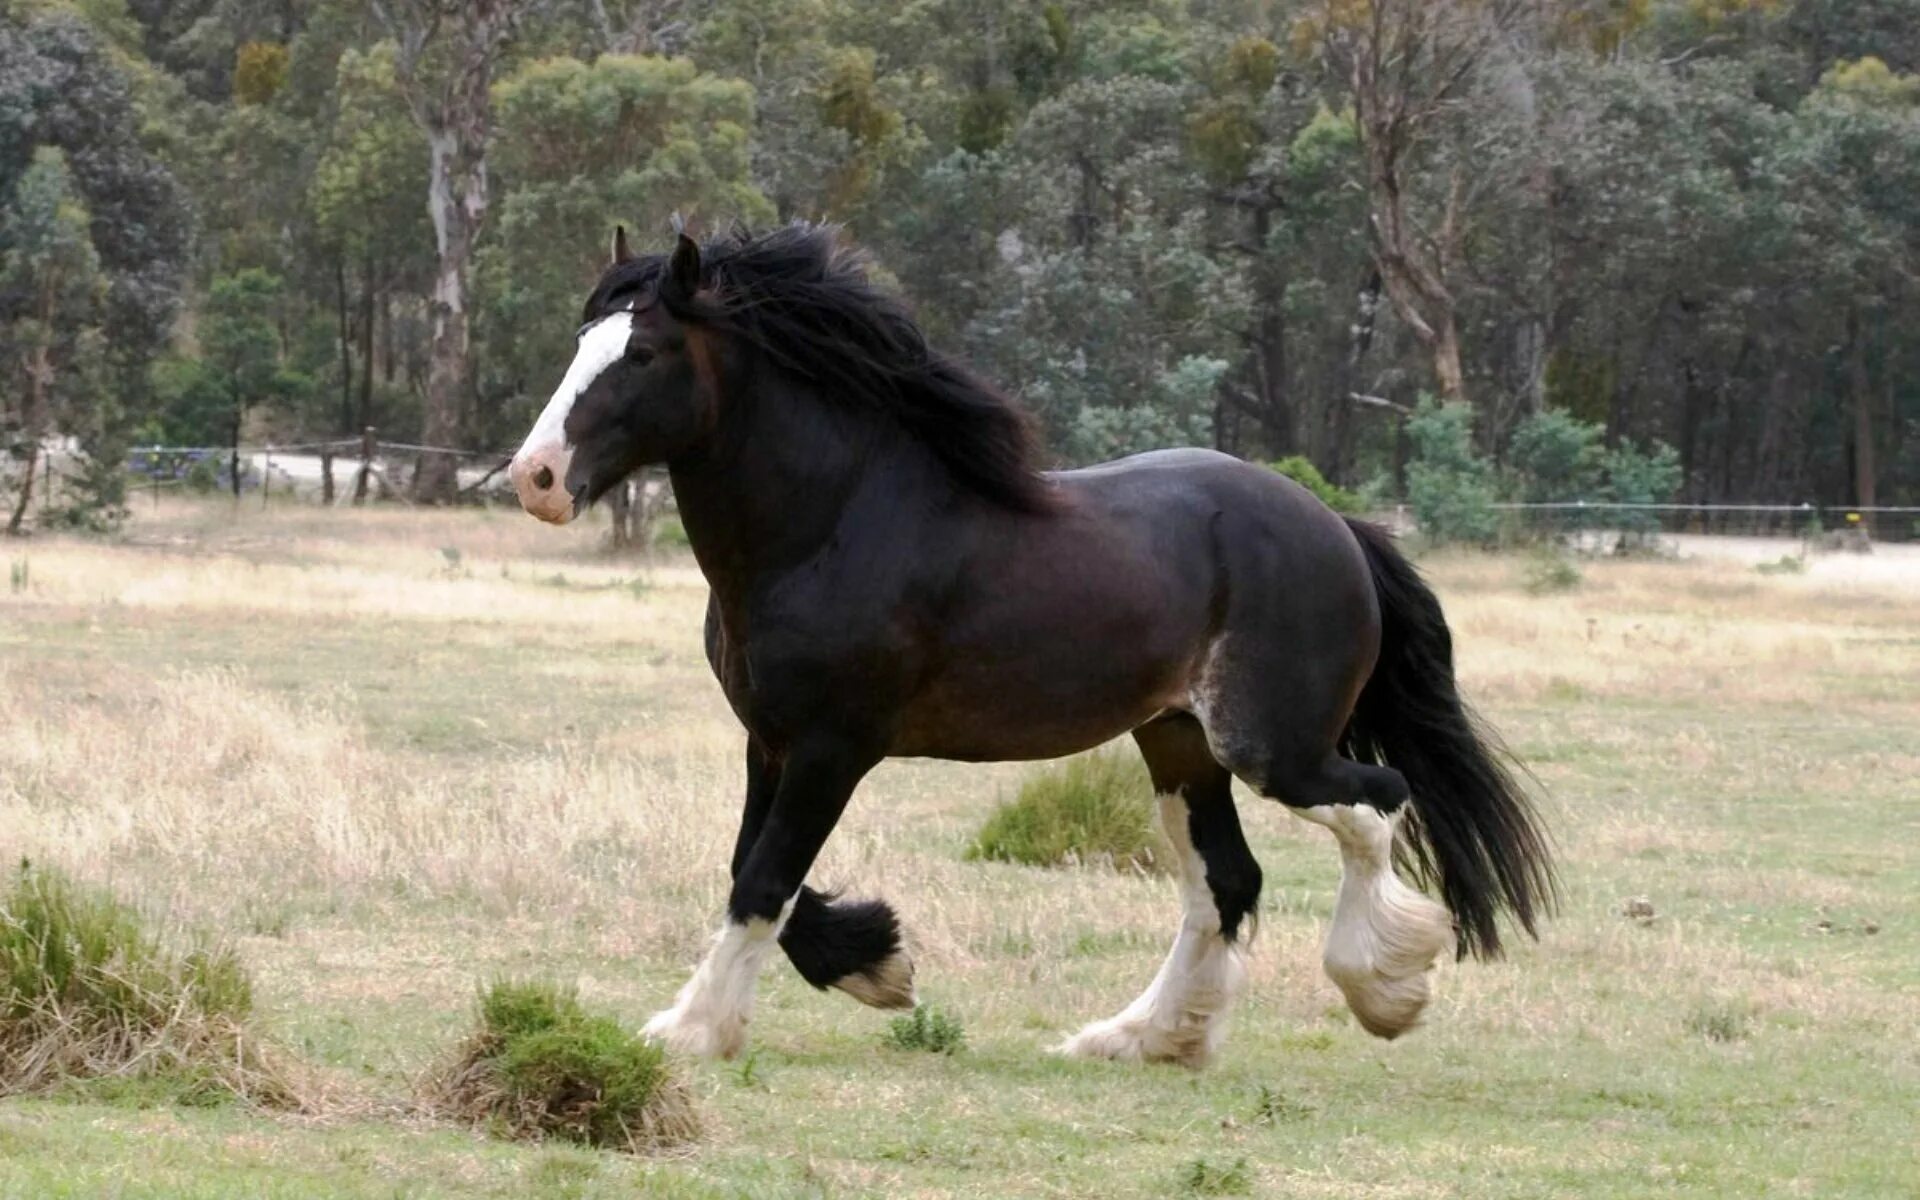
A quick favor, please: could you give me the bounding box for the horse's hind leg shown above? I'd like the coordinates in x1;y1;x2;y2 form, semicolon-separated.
1059;713;1260;1068
1205;699;1454;1039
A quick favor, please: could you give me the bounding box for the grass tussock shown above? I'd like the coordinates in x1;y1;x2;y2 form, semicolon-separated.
428;979;699;1154
966;751;1168;873
0;861;301;1107
882;1005;965;1055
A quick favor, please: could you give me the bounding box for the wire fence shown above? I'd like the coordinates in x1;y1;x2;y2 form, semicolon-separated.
13;438;1920;546
114;431;513;508
1380;500;1920;546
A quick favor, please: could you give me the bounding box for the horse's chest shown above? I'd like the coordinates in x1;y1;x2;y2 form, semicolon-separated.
705;605;917;743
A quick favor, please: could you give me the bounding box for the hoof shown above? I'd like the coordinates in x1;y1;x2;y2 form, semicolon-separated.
1323;877;1454;1040
831;950;917;1010
642;1004;746;1060
1056;1015;1213;1068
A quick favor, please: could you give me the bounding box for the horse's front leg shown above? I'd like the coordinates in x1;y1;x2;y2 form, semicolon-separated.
643;736;878;1059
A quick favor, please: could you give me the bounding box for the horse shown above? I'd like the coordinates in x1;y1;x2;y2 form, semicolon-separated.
505;222;1555;1066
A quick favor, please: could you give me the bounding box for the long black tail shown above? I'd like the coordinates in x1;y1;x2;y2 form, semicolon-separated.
1342;517;1558;960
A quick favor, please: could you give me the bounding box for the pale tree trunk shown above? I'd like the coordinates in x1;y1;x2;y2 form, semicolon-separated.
9;277;57;536
416;125;484;501
1324;0;1521;410
1367;153;1468;406
375;0;534;503
7;349;46;535
1848;307;1876;528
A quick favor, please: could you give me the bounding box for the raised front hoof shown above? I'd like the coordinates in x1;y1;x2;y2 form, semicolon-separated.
1055;1017;1212;1069
641;1005;747;1060
830;950;917;1010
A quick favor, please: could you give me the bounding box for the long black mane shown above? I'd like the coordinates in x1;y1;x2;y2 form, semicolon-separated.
599;224;1055;513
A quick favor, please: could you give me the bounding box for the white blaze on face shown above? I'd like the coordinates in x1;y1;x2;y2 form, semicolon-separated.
508;310;636;523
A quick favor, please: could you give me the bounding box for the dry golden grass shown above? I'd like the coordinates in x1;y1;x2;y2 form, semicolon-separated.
2;500;1917;1198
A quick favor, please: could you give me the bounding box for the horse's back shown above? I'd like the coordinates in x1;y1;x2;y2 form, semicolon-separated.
1052;447;1367;571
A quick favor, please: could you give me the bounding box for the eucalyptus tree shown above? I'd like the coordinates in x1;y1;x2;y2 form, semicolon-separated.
2;148;103;532
370;0;550;501
479;52;773;444
0;7;190;528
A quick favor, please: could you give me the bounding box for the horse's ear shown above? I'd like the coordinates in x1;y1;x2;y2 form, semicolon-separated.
667;228;702;298
610;224;633;265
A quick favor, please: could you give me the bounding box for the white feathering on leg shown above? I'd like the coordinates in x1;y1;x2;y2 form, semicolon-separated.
1059;795;1248;1068
1305;803;1454;1039
642;897;796;1059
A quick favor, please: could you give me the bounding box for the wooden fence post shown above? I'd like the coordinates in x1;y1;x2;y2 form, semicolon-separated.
320;447;335;505
353;426;375;504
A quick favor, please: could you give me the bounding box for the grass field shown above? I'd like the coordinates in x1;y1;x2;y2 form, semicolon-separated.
3;500;1917;1199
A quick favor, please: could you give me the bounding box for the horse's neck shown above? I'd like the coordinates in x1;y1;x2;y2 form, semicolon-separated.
668;375;928;603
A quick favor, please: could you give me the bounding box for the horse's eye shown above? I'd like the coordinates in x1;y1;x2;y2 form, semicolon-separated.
628;345;655;366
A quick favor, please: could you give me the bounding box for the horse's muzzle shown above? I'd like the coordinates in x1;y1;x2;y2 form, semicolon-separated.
508;446;576;524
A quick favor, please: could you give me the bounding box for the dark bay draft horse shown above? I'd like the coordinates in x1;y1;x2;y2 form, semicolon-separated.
507;222;1555;1066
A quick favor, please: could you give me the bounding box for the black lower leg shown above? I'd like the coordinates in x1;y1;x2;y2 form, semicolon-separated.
1135;715;1263;941
728;737;876;925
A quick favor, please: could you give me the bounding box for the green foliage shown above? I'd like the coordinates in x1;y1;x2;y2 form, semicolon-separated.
1250;1084;1313;1125
957;87;1019;154
967;750;1166;872
882;1005;965;1055
1179;1156;1253;1195
1509;409;1606;504
1189;99;1261;184
232;41;287;105
436;978;698;1152
1406;399;1500;546
182;455;220;494
1270;455;1360;512
6;0;1918;518
1600;439;1683;538
1225;36;1280;97
1522;546;1583;594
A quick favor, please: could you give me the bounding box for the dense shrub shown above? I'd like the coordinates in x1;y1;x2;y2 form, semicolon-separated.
1508;410;1604;506
0;861;297;1106
965;751;1167;872
1600;439;1684;542
1270;455;1361;513
429;978;698;1153
1405;399;1500;545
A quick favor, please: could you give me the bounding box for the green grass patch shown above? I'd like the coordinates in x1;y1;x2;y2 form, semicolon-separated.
0;860;299;1107
1682;997;1754;1044
966;751;1168;872
882;1005;965;1055
1521;545;1583;593
1179;1156;1252;1195
427;978;699;1154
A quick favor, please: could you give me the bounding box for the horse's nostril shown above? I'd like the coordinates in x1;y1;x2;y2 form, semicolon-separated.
532;465;554;491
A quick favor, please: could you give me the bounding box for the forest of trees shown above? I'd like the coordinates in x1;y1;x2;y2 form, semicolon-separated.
2;0;1918;531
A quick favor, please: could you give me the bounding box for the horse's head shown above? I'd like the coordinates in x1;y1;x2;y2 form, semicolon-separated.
508;225;714;524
